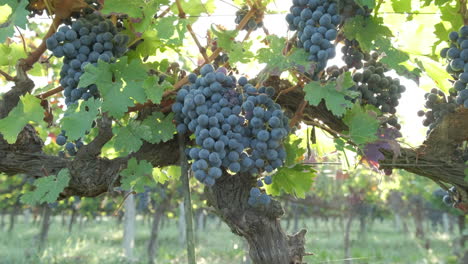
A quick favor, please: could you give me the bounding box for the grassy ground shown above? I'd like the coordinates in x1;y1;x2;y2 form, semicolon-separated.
0;214;459;264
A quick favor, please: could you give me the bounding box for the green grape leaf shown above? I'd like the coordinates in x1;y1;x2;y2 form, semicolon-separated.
391;0;412;12
152;165;181;184
258;36;314;75
227;41;254;64
0;0;28;42
121;158;155;192
343;104;380;145
304;72;358;117
100;0;146;17
265;165;316;199
140;112;176;144
61;98;101;141
129;30;162;59
211;26;238;51
0;93;44;143
79;58;150;118
343;16;393;52
21;169;70;205
413;55;452;93
115;58;148;103
0;43;25;67
284;134;306;167
112;122;145;154
143;76;172;104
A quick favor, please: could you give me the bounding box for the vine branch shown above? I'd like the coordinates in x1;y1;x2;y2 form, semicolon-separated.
22;16;62;71
0;69;14;81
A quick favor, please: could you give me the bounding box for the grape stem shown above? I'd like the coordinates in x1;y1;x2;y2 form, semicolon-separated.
37;86;64;99
22;16;62;71
289;99;307;128
14;25;27;54
0;69;14;82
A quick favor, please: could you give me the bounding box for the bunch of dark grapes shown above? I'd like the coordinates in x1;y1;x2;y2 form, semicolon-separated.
172;65;290;207
417;88;457;132
46;13;128;106
47;13;129;155
234;5;263;31
341;39;370;69
351;53;405;122
285;0;341;71
440;25;468;108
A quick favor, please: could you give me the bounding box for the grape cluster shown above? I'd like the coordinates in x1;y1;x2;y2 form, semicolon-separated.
235;5;263;31
341;39;370;69
285;0;341;71
351;54;405;120
172;65;290;207
47;14;128;155
440;25;468;108
46;13;128;106
417;88;457;132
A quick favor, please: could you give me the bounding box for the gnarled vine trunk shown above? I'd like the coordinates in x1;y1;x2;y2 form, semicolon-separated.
205;172;307;264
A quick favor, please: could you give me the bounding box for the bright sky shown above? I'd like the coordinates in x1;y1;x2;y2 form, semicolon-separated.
1;1;428;146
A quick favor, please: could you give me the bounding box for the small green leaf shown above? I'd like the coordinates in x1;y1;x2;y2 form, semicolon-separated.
21;169;70;205
140;112;176;144
152;165;181;184
343;104;380;145
0;93;44;143
343;16;392;52
304;73;357;117
61;98;101;141
121;158;154;192
112;124;144;154
265;165;316;198
100;0;146;17
284;134;306;167
143;76;172;104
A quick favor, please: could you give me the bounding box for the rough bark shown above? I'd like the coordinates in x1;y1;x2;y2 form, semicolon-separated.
205;172;307;264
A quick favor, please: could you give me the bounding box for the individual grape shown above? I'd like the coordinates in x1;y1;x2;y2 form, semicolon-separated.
264;175;272;185
56;135;67;146
442;194;453;205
